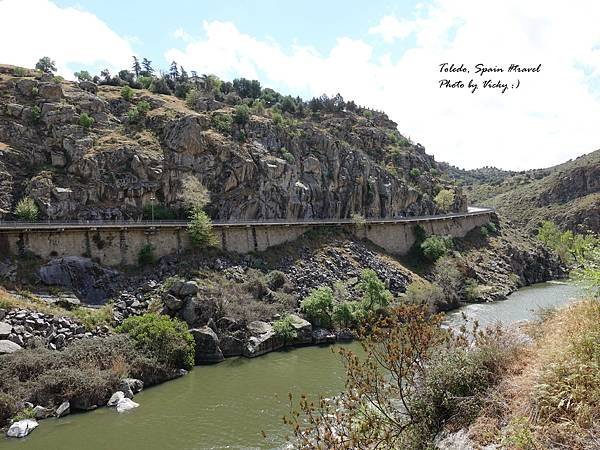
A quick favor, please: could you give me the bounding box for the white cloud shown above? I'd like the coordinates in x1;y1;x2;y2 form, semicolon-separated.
165;1;600;170
0;0;134;78
368;16;417;43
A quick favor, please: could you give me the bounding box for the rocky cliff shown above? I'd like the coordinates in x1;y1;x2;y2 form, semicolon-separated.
449;150;600;233
0;64;465;221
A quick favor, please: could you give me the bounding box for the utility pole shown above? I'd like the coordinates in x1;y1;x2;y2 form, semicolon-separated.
150;194;156;222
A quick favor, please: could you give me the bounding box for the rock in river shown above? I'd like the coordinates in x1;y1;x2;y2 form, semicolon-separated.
6;419;38;438
116;398;139;413
190;326;224;363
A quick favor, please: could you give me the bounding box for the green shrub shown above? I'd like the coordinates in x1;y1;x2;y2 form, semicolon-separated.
30;105;41;122
136;100;151;114
13;67;28;77
272;315;297;344
410;168;421;178
53;75;64;84
434;189;455;211
485;222;497;234
211;112;232;133
117;313;195;370
300;286;334;327
464;279;481;302
266;270;287;290
127;107;140;123
357;269;392;313
121;85;134;101
74;70;92;82
187;208;216;248
332;301;359;328
138;76;153;89
429;168;439;177
138;243;156;266
280;147;295;163
233;104;251;125
421;235;453;262
78;112;94;129
14;197;39;221
480;226;489;237
69;304;113;331
185;88;200;109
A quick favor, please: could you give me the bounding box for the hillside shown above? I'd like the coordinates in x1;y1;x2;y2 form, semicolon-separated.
0;64;465;221
448;151;600;233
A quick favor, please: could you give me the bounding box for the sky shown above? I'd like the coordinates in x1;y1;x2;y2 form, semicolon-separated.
1;0;600;170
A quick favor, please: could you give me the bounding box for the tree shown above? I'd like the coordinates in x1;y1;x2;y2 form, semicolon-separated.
421;235;453;262
233;78;261;98
121;85;134;101
357;269;392;313
14;197;39;221
434;189;455;211
201;74;221;93
100;68;111;83
300;286;334;327
141;58;154;76
149;76;172;95
233;104;250;125
132;56;141;78
74;70;92;82
35;56;56;73
187;208;216;248
169;61;179;80
281;96;296;114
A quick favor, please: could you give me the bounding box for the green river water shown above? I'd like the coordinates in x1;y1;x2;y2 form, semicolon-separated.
2;281;581;450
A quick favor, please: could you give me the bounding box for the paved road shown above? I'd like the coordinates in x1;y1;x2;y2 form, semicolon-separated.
0;207;494;231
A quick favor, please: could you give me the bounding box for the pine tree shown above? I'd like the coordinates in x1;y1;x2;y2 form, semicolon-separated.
141;58;154;76
132;56;141;78
169;61;179;80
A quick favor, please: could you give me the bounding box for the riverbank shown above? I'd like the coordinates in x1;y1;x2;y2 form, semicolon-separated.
1;282;581;449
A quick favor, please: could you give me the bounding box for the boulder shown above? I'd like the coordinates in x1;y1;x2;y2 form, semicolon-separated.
0;339;22;354
15;79;38;97
38;82;64;101
116;398;139;413
56;401;70;418
287;314;312;345
162;293;183;311
243;321;283;358
107;391;125;407
219;332;244;357
0;321;12;338
190;326;224;364
119;378;144;395
312;328;337;345
6;419;38;438
336;329;356;342
32;405;52;419
78;81;98;94
179;281;199;297
168;280;185;297
180;298;201;326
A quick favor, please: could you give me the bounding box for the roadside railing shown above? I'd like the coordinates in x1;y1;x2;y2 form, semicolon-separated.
0;207;495;230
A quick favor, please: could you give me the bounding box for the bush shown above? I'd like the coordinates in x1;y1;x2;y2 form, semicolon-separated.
136;100;151;114
14;197;39;221
421;235;453;262
138;76;153;89
79;112;94;129
117;313;195;370
485;222;497;234
233;104;250;125
280;147;295;163
69;304;113;331
127;107;140;123
30;105;41;122
149;76;171;95
211;112;233;133
185;88;200;109
405;280;445;310
13;67;28;77
480;226;489;237
357;269;392;313
121;85;134;101
265;270;287;290
332;301;359;328
300;287;334;327
74;70;92;82
187;208;216;248
272;315;297;344
138;243;156;266
434;189;455;211
410;168;421;178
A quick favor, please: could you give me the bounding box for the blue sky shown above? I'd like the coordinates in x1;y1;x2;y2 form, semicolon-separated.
2;0;600;170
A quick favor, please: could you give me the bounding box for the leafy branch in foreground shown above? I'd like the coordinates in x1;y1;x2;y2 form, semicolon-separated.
283;304;521;449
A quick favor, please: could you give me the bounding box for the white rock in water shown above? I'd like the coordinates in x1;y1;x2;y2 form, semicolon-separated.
107;391;125;407
116;398;139;413
6;419;38;438
56;401;70;418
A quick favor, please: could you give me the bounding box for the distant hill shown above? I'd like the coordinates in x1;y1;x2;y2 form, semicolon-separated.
447;151;600;233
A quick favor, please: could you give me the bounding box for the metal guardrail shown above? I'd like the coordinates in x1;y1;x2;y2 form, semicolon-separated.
0;207;495;231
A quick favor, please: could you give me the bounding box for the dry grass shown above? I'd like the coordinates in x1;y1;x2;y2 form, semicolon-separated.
469;300;600;449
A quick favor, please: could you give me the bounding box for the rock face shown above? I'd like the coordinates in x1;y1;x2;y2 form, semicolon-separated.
190;326;224;364
243;321;283;358
0;67;464;223
287;314;312;345
39;257;119;304
6;419;38;438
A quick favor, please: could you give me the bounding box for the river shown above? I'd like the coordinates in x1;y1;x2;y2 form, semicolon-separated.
2;281;581;450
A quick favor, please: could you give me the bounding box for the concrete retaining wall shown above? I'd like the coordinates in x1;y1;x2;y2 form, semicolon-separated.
0;212;494;266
